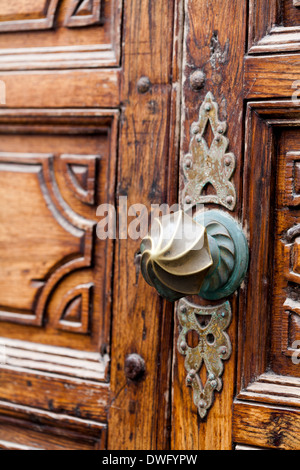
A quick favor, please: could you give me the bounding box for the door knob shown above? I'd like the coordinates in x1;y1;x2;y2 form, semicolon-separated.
140;209;248;301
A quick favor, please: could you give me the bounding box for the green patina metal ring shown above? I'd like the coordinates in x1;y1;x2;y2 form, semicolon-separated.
195;210;249;301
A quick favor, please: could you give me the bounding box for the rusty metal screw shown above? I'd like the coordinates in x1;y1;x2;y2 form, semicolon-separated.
137;76;151;94
190;70;206;91
124;354;145;381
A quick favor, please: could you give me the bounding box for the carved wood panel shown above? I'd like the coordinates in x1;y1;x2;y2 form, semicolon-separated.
273;128;300;374
0;0;102;31
0;0;121;69
249;0;300;53
0;110;118;435
0;0;61;31
238;102;300;413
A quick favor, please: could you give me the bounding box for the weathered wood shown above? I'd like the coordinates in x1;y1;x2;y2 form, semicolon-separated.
0;0;122;68
172;0;247;451
0;1;121;449
0;69;120;108
108;0;180;450
233;402;300;450
245;54;300;99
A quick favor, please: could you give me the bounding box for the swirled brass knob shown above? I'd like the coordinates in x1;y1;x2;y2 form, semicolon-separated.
140;210;249;302
140;211;213;301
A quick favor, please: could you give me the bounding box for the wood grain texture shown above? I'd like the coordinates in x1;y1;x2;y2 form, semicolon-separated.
271;127;300;378
0;0;122;69
0;69;120;108
244;54;300;99
248;0;300;54
172;0;247;451
238;101;300;394
0;110;118;355
233;401;300;450
0;400;107;450
108;0;180;450
0;367;110;422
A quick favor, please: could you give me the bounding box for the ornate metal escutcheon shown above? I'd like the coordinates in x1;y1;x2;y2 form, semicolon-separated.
140;93;249;419
177;298;232;419
182;92;236;210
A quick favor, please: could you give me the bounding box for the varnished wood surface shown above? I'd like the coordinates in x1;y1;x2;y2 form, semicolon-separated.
172;0;247;451
1;0;300;451
0;0;122;69
244;54;300;99
0;69;121;108
0;0;121;450
233;402;300;450
248;0;300;53
108;0;181;450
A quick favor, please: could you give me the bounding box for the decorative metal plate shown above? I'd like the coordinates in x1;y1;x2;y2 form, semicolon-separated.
177;298;232;419
182;92;236;211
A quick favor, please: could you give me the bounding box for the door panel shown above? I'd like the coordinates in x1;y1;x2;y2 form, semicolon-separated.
248;0;300;53
0;111;118;446
0;0;121;69
235;0;300;450
238;102;300;407
0;0;123;451
1;0;300;451
171;0;300;450
171;0;247;451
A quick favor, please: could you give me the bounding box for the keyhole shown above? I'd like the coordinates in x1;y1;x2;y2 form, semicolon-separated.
206;333;215;345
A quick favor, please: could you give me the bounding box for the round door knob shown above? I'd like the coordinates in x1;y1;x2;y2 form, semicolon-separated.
140;210;248;301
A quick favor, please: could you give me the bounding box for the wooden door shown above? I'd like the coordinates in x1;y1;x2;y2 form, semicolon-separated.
171;0;300;451
1;0;300;452
0;0;178;450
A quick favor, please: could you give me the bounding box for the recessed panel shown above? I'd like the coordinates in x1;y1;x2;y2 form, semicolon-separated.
0;0;122;69
249;0;300;53
0;110;118;376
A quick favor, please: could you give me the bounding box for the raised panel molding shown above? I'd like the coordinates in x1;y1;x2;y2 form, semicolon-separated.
0;0;61;32
0;152;95;328
238;101;300;411
249;0;300;53
61;154;99;205
0;0;102;32
0;0;122;69
64;0;102;28
56;283;94;334
0;108;118;355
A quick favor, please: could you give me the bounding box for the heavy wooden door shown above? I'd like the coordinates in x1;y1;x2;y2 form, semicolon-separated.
1;0;300;452
171;0;300;451
0;0;178;450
